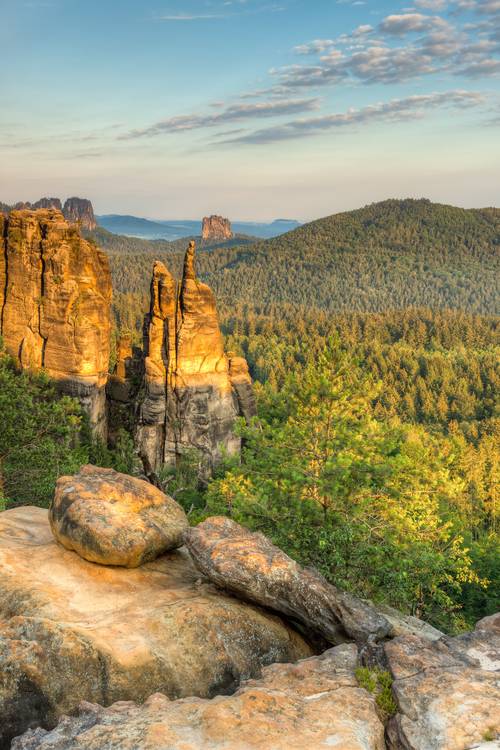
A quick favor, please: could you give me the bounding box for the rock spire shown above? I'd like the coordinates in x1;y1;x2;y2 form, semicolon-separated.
201;215;233;241
137;241;255;476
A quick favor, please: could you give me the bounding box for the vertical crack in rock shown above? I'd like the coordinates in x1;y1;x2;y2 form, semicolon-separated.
137;242;256;478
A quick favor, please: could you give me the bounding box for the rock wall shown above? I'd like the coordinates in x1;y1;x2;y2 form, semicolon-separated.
63;197;97;230
137;242;255;476
201;215;233;241
0;209;112;437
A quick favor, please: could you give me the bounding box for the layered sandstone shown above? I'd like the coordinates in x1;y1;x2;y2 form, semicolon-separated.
201;215;233;241
12;645;386;750
137;242;255;475
0;506;311;747
63;197;97;230
0;209;111;436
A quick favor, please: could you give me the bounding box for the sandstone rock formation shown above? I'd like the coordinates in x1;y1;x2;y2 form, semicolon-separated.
185;516;392;645
12;644;386;750
0;209;112;436
137;243;255;475
50;465;189;567
32;198;63;211
201;215;233;241
0;506;312;747
63;198;97;231
385;612;500;750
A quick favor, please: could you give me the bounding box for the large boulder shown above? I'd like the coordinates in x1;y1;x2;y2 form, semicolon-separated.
49;465;189;567
0;507;311;748
12;644;386;750
185;516;391;645
385;612;500;749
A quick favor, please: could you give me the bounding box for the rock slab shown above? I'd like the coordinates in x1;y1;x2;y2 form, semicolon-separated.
12;644;386;750
49;465;189;567
0;507;311;748
185;516;392;645
385;612;500;750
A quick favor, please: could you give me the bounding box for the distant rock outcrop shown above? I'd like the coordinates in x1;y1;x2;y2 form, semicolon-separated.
0;506;311;747
63;197;97;230
201;214;233;241
137;242;255;476
0;209;111;436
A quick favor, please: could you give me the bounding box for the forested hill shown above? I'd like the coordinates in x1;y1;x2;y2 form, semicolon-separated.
107;199;499;329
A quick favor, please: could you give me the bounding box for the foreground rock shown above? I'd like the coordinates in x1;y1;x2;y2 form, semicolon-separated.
185;516;391;645
0;209;111;437
12;644;386;750
385;612;500;750
49;465;189;567
137;244;256;476
0;507;311;748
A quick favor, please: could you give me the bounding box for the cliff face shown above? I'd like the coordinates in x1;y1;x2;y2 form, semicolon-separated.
63;197;97;230
137;242;255;476
0;209;112;436
201;215;233;241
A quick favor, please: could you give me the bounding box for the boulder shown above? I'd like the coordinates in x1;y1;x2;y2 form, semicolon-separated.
49;465;189;567
12;644;386;750
185;516;391;645
0;507;311;748
385;613;500;749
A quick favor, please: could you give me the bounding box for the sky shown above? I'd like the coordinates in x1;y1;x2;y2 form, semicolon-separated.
0;0;499;220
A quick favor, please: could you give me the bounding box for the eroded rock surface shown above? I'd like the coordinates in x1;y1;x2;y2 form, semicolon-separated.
185;516;391;645
137;243;255;475
62;198;97;231
0;209;111;436
0;507;311;748
201;215;233;241
385;612;500;750
49;465;189;567
12;644;386;750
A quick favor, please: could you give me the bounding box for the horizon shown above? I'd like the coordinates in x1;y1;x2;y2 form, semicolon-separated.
1;0;499;220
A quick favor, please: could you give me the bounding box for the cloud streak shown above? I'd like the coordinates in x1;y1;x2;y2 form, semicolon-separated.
218;90;485;144
119;98;322;139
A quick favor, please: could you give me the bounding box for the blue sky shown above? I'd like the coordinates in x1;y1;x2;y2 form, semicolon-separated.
1;0;499;219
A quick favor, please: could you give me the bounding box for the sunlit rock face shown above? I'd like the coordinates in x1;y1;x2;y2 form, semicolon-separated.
201;215;233;241
137;242;255;476
0;209;112;437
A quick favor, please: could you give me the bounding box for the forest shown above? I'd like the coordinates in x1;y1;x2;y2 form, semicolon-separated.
2;199;498;634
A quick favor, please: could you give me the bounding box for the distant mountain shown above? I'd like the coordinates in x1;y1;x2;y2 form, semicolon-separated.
96;214;300;240
107;199;500;323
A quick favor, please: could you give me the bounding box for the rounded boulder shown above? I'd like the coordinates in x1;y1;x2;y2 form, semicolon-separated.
49;465;189;567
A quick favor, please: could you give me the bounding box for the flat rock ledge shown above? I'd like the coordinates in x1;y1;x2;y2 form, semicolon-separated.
12;644;386;750
0;507;311;748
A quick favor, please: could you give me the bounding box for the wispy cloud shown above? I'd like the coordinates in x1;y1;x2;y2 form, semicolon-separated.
154;3;285;21
119;98;321;139
219;90;485;143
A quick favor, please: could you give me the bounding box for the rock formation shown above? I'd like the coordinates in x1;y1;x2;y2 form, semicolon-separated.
0;209;111;437
12;645;386;750
0;506;311;747
185;516;392;645
63;197;97;231
137;242;255;475
50;465;189;567
201;215;233;241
